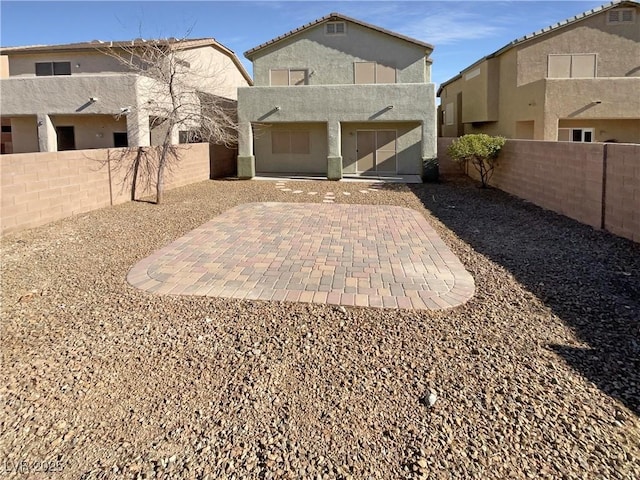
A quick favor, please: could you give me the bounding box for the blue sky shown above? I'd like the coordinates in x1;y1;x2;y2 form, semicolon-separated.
1;1;605;87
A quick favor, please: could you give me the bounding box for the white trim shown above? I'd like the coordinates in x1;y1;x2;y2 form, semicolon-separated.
558;127;594;142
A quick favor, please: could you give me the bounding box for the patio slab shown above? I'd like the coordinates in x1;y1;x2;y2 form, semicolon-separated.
127;202;475;310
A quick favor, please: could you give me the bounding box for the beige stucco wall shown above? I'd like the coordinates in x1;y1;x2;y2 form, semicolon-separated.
250;21;430;86
543;77;640;140
436;137;465;176
0;143;210;235
253;122;327;174
176;45;249;100
9;116;39;153
438;5;640;141
517;5;640;85
605;143;640;242
458;58;499;123
0;74;141;115
0;55;9;78
49;114;128;149
437;138;640;242
341;122;421;174
239;83;436;174
558;119;640;143
7;50;130;77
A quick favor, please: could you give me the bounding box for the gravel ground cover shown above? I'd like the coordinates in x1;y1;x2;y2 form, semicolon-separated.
1;177;639;479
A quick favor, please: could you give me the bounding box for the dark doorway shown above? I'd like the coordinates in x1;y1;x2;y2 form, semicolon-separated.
56;126;76;151
113;132;128;148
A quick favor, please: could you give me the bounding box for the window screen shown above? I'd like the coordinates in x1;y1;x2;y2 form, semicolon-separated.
548;54;595;78
35;62;71;76
271;131;310;154
548;55;571;78
354;62;396;84
354;62;376;84
270;69;289;86
270;69;307;86
35;62;53;76
272;131;290;154
376;64;396;83
53;62;71;75
289;69;307;86
571;54;595;77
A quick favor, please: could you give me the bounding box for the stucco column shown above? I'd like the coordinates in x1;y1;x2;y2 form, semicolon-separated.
543;113;559;141
421;120;437;160
327;120;342;180
237;121;255;179
421;120;437;175
126;110;151;147
169;124;180;146
37;114;57;152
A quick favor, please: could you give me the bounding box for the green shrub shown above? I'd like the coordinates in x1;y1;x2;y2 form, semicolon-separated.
447;134;506;188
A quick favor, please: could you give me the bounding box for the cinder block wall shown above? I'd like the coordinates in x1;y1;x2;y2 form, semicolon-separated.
437;138;639;243
436;137;464;176
0;143;210;235
605;143;640;242
490;140;605;229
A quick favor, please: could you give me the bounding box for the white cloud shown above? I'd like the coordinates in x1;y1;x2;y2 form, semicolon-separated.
391;12;509;45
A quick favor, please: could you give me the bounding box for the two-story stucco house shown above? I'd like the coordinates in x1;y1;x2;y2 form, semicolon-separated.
237;13;437;180
0;38;251;154
437;0;640;143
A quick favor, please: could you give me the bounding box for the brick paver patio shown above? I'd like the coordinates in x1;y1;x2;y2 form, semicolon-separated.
127;203;475;310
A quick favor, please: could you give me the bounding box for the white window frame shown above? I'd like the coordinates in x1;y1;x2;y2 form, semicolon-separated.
325;21;347;35
558;127;594;142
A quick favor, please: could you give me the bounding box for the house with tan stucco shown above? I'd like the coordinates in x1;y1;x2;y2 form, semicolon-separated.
437;0;640;143
0;38;251;154
236;13;437;180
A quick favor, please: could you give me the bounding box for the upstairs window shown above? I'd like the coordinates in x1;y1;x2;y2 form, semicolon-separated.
547;54;596;78
354;62;396;84
270;68;308;86
326;22;346;35
607;8;635;24
35;61;71;76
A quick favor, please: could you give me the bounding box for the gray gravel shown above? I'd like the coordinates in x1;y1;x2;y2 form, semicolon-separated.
1;176;639;479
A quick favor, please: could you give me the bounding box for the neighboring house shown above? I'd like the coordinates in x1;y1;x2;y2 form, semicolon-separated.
0;38;251;154
437;0;640;143
236;12;437;179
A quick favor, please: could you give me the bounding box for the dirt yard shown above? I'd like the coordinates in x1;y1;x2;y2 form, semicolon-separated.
2;177;638;479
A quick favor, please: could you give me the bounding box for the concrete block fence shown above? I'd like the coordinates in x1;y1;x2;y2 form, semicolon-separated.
0;143;210;235
438;137;640;243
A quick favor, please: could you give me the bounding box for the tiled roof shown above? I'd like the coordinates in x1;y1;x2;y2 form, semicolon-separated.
437;0;639;94
0;38;253;85
244;12;434;59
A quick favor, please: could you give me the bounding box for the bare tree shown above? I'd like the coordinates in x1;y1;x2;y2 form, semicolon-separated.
100;37;238;203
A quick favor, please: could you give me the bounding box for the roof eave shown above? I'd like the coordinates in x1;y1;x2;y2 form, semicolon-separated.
244;12;434;60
